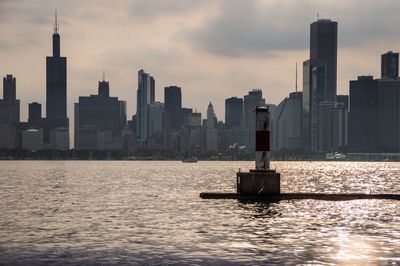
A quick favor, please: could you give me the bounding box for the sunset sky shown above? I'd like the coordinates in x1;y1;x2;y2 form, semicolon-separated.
1;0;399;125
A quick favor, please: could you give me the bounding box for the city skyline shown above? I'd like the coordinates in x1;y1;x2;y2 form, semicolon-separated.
1;0;400;125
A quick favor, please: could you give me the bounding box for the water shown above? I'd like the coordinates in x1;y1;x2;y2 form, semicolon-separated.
0;161;399;265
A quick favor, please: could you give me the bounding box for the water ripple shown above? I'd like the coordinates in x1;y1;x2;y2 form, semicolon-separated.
0;161;399;264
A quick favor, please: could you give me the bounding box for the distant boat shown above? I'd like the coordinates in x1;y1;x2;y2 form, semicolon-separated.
326;152;346;160
182;157;198;163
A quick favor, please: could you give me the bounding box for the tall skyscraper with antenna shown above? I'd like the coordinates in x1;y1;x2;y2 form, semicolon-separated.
46;11;67;121
44;11;69;149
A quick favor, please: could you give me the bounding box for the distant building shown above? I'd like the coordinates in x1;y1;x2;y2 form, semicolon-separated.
42;14;69;149
302;59;326;152
349;76;378;152
22;129;44;151
148;101;164;138
28;102;42;126
310;18;338;102
333;102;348;150
381;51;399;79
318;101;335;152
225;97;243;129
272;92;302;151
243;89;265;149
136;69;155;143
377;79;400;152
336;95;349;110
164;86;182;130
0;74;20;149
75;79;126;150
50;127;69;150
206;102;217;151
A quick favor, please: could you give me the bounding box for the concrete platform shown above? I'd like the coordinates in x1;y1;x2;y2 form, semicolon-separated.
200;192;400;201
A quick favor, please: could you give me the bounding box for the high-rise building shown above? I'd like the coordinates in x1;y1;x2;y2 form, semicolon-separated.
225;97;243;129
136;69;155;143
310;19;337;102
336;95;349;110
148;102;164;138
0;74;20;149
377;79;400;152
3;74;16;102
349;76;378;152
243;89;265;149
0;75;20;124
28;102;42;125
302;59;326;152
381;51;399;79
164;86;182;130
206;102;217;151
75;79;127;150
318;101;335;152
271;92;303;151
46;12;67;121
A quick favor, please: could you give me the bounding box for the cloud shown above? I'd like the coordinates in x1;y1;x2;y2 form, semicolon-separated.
128;0;204;18
187;0;400;57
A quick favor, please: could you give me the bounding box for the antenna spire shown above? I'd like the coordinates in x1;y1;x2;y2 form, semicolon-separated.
295;62;298;92
317;13;319;20
54;9;59;33
102;71;105;81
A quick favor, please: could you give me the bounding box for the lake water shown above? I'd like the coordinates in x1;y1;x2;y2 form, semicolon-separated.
0;161;399;265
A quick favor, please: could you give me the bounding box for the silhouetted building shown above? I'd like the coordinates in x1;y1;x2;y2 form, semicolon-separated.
272;92;302;151
164;86;182;130
3;74;16;102
349;76;378;152
225;97;243;129
42;13;69;149
148;102;163;138
337;95;349;110
381;51;399;79
98;80;109;97
310;19;337;102
0;74;20;149
136;69;155;143
75;79;127;150
243;89;265;149
28;102;42;125
377;79;400;152
333;102;348;151
206;102;217;151
46;13;67;121
22;129;44;151
318;101;335;152
302;59;326;152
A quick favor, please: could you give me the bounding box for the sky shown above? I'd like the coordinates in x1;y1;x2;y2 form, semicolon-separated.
1;0;400;127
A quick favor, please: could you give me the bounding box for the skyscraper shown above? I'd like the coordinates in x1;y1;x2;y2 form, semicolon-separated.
225;97;243;129
46;12;67;120
75;79;127;150
302;59;326;152
349;76;378;152
43;12;69;149
381;51;399;79
3;74;16;102
0;75;19;124
243;89;265;149
28;102;42;125
0;74;20;149
272;92;302;151
136;69;155;143
206;102;217;151
310;19;337;102
164;86;182;130
377;79;400;152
